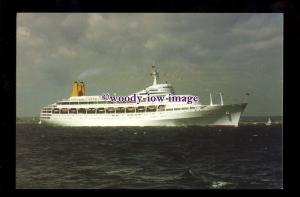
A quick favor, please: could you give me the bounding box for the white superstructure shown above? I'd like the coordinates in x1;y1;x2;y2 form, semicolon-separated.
40;66;247;127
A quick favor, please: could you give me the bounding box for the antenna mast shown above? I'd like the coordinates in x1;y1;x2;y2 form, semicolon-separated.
209;92;213;106
150;63;159;86
220;92;224;105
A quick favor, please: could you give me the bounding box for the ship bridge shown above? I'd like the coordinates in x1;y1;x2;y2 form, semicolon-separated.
135;84;174;96
134;65;175;96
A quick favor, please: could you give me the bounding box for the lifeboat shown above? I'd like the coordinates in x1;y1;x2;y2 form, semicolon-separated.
60;108;68;114
78;108;86;114
87;108;96;114
69;108;77;114
126;107;135;113
97;108;105;114
137;106;145;112
52;108;59;114
106;107;115;113
146;105;157;112
158;105;166;111
116;107;125;113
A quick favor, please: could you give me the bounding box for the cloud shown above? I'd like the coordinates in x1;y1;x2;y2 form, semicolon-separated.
235;36;282;51
17;26;30;37
87;13;105;26
17;25;45;47
58;46;77;58
78;68;105;80
17;13;283;116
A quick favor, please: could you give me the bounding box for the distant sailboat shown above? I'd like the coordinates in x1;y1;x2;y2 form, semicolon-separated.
266;117;272;126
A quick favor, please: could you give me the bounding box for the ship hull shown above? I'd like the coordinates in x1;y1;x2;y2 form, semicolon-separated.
41;103;247;127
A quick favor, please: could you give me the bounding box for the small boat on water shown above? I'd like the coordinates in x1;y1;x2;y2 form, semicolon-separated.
266;117;272;126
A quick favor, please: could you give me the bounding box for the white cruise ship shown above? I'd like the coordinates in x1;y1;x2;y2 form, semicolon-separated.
40;66;247;127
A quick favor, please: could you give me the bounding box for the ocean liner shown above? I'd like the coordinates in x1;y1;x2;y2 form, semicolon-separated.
40;66;247;127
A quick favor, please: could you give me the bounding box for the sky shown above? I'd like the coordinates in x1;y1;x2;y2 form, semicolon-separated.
17;13;283;117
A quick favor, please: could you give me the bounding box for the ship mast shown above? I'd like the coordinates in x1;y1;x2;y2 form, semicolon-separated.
151;64;159;86
209;92;213;106
219;92;224;105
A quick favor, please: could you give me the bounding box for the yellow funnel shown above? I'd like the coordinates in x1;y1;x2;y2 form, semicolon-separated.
78;81;85;96
81;82;85;96
71;81;79;97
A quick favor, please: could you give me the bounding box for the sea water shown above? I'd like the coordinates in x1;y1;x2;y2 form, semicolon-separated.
16;118;283;189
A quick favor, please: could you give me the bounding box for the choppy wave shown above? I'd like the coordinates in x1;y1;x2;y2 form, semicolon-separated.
16;123;283;189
